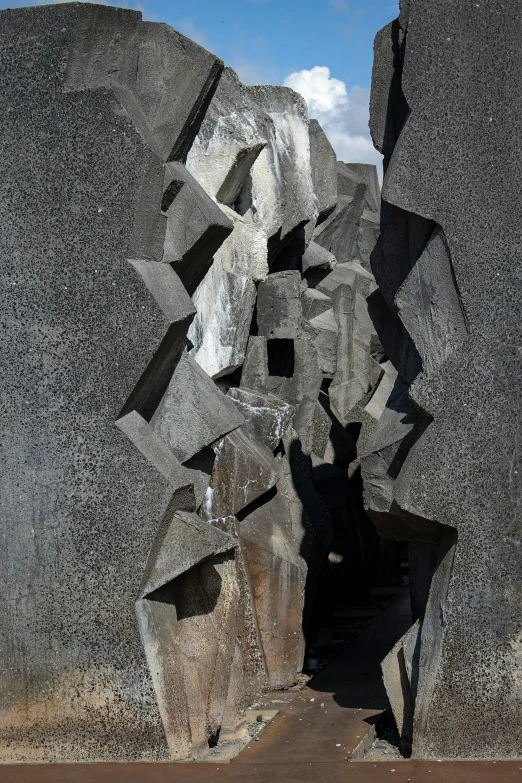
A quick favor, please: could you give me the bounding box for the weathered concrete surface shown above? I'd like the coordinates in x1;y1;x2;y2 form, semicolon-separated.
0;2;387;765
187;68;318;262
314;162;380;271
0;3;231;762
364;0;522;760
257;271;302;340
309;119;337;225
226;388;295;452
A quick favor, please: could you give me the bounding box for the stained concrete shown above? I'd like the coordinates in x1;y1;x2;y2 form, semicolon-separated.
365;0;522;760
0;1;392;766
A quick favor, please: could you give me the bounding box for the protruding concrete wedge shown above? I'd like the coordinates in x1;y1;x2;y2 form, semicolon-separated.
203;427;280;518
315;262;378;422
187;67;270;201
381;620;420;756
149;350;245;463
307;307;339;378
162;161;233;294
139;510;237;598
364;360;398;420
189;264;257;379
64;4;224;163
188;203;267;379
301;287;333;321
227;388;295;452
215;142;267;206
302;241;337;287
136;512;245;758
309;118;338;224
314;162;380;271
190;69;318;262
394;227;467;381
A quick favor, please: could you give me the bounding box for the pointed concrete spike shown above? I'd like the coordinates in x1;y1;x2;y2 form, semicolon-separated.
139;510;237;598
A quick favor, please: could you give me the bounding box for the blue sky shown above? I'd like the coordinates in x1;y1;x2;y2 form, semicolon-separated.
1;0;400;167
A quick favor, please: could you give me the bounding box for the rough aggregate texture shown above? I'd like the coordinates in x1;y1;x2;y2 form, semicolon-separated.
363;0;522;760
0;2;385;764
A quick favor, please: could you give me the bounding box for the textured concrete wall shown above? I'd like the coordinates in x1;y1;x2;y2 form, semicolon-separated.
364;0;522;760
0;3;382;762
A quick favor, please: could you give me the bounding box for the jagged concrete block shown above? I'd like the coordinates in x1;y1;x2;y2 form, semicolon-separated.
149;350;244;464
311;401;333;459
189;69;318;264
210;516;269;703
136;513;245;758
315;262;378;422
366;0;522;759
314;162;380;271
280;428;332;640
247;85;318;256
187;202;267;379
189;265;257;379
302;241;337;280
394;227;467;381
301;287;333;321
256;271;302;339
367;289;422;384
63;5;224;163
0;4;233;762
202;427;280;519
214;204;269;280
306;307;339;378
187;67;269;202
162;161;233;295
227;387;295;451
364;360;398;420
360;379;437;543
381;621;418;755
236;487;307;688
309;118;337;224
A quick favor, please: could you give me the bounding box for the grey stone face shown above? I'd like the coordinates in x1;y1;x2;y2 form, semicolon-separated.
365;0;522;759
202;427;280;519
257;271;302;340
227;388;295;452
0;3;385;764
136;513;247;758
0;3;231;762
149;350;245;463
314;162;380;271
302;287;333;321
162;162;233;295
306;308;339;378
315;262;379;423
309;119;338;224
188;263;258;379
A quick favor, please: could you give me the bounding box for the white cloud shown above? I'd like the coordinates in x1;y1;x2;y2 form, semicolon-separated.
283;65;382;175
